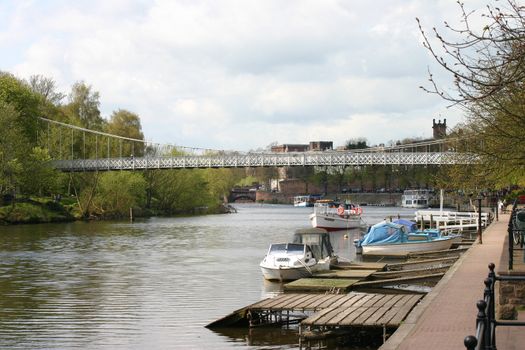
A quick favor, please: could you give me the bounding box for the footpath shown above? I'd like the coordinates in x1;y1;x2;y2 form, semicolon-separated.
380;213;525;350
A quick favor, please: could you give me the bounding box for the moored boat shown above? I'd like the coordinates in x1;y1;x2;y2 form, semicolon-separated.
260;228;336;281
293;195;321;207
401;189;433;209
309;200;363;231
357;221;461;256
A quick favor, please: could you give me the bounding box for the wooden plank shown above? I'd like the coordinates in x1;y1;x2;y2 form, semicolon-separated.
365;294;406;325
301;307;338;325
371;265;452;279
386;256;458;271
284;278;358;292
253;293;300;309
333;262;387;270
353;273;444;288
270;294;308;309
285;293;324;310
408;247;469;259
317;294;349;309
338;293;369;308
313;269;375;279
386;294;422;326
353;294;397;325
303;294;340;310
374;295;414;326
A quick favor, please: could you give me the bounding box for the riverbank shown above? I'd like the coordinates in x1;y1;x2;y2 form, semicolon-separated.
0;198;75;224
0;197;234;225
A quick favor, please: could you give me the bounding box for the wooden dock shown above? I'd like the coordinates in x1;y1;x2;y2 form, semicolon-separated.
207;292;422;333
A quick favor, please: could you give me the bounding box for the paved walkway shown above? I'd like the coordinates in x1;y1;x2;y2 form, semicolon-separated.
380;213;525;350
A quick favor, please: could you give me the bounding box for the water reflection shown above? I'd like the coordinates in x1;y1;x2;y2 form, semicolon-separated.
0;204;418;349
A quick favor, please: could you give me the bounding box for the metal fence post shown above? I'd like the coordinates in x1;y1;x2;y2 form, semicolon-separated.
464;335;478;350
478;197;483;244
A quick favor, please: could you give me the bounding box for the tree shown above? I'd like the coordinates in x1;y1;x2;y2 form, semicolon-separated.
106;109;145;157
65;81;104;130
345;138;368;150
0;72;40;142
93;172;147;217
418;0;525;187
0;102;26;196
28;75;66;105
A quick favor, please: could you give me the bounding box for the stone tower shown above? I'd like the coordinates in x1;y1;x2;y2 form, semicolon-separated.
432;119;447;139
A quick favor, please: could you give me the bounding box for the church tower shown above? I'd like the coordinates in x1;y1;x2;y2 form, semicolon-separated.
432;119;447;139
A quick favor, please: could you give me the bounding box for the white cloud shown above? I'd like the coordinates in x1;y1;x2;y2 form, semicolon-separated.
0;0;485;151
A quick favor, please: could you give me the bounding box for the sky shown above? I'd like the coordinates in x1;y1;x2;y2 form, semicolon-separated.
0;0;490;151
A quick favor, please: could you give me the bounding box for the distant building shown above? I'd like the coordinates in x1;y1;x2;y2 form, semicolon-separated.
271;141;333;153
271;144;309;153
432;119;447;139
309;141;333;151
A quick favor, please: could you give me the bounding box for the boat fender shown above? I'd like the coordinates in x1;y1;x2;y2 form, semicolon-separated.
337;206;345;216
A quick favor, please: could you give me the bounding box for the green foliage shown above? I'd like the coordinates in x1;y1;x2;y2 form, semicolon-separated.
0;102;28;195
0;72;40;143
93;172;147;217
106;109;145;157
345;138;368;150
18;147;64;196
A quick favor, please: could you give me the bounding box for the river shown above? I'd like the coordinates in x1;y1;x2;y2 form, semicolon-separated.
0;204;420;349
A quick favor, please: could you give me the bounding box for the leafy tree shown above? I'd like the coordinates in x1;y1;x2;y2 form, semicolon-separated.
0;72;40;142
28;75;66;105
0;102;26;196
93;172;146;217
64;81;104;130
106;109;145;157
345;138;368;150
418;0;525;187
18;147;64;196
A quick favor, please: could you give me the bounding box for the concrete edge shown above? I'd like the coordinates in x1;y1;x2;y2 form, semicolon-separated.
378;240;478;350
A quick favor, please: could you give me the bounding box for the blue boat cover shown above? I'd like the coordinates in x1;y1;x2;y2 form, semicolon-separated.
393;219;418;233
393;219;440;238
361;221;408;245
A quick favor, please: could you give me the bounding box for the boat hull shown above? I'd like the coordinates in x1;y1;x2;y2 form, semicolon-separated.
362;236;458;256
309;213;361;231
260;266;312;281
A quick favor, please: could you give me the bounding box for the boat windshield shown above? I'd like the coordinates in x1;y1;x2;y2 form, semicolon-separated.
269;243;305;255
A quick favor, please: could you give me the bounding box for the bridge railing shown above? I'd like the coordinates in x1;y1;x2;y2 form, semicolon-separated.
464;263;525;350
50;151;476;172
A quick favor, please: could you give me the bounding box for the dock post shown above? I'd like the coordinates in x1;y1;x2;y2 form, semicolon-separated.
430;214;433;229
477;197;483;244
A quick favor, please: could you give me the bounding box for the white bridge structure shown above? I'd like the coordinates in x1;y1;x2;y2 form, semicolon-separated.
52;151;474;172
39;117;475;172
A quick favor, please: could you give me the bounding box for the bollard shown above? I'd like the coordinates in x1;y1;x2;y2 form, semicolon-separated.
477;197;483;244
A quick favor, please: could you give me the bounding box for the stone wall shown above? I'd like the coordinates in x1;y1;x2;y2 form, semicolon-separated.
498;279;525;319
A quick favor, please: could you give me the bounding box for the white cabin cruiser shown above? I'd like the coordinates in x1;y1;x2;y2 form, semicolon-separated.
309;200;363;231
260;228;337;281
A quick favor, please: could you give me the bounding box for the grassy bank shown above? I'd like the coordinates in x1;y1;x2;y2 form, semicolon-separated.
0;199;75;224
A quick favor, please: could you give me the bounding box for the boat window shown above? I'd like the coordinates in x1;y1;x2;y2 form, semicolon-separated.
286;243;305;254
269;244;287;253
405;200;412;205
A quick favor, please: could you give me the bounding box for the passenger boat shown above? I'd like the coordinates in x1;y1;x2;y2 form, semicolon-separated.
293;195;321;207
401;189;433;209
309;200;363;231
357;220;461;256
260;228;337;281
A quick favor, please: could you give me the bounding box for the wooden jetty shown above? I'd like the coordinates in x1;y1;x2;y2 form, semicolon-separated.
299;293;422;339
207;292;422;336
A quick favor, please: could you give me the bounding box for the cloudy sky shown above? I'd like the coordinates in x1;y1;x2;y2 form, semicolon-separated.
0;0;488;151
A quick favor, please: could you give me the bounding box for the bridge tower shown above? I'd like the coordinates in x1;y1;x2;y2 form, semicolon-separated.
433;119;447;139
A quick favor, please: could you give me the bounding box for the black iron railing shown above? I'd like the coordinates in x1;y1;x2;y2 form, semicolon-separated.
464;263;525;349
508;200;525;270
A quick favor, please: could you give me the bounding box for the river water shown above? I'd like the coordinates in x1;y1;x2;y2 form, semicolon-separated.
0;204;419;349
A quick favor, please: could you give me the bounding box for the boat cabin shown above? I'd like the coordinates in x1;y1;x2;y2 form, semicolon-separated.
292;228;334;260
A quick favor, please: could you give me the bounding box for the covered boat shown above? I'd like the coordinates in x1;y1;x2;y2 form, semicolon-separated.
358;221;460;256
260;228;337;281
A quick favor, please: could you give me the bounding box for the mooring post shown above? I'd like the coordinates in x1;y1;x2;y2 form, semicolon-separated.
477;197;483;244
430;214;433;229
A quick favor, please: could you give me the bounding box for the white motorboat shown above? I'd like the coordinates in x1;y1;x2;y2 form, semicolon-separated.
357;221;461;256
309;200;363;231
294;195;313;207
260;228;336;281
401;189;433;209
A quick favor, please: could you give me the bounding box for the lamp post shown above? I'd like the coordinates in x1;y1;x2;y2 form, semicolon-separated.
477;196;483;244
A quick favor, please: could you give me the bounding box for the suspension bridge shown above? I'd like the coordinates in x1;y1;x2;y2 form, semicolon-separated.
38;117;475;172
